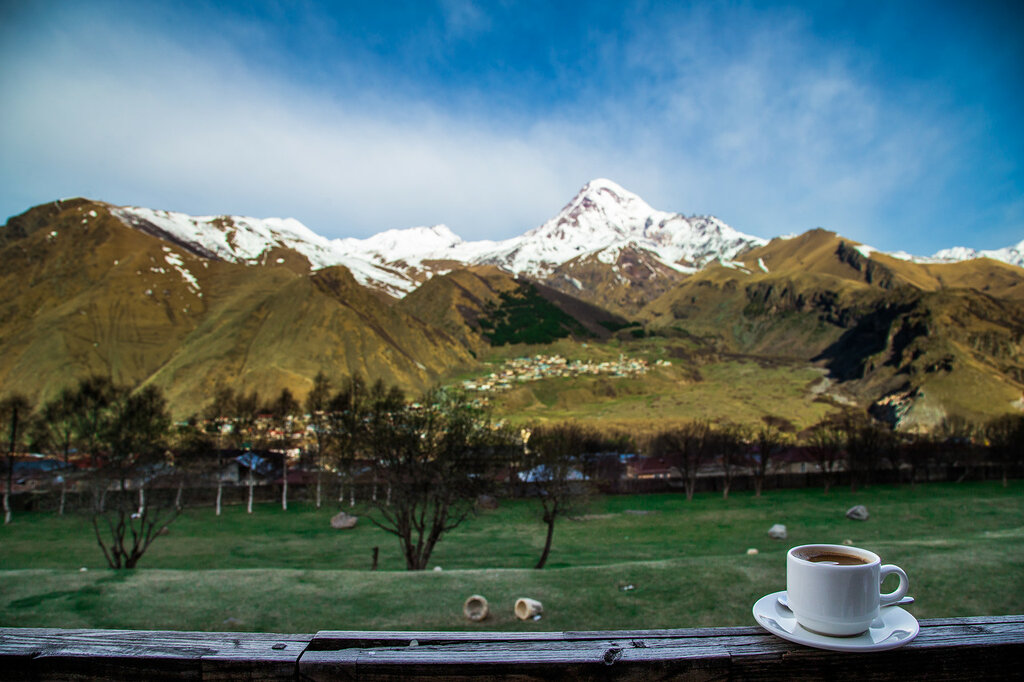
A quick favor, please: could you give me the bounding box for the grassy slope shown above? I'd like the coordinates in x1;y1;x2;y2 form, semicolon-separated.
1;482;1021;632
452;337;838;431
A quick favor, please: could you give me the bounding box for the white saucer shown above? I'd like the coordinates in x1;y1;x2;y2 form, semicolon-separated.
752;591;919;652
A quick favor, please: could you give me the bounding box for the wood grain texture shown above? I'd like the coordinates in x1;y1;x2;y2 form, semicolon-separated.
0;628;312;681
2;616;1021;680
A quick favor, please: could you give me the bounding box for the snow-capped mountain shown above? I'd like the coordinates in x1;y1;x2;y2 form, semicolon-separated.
111;205;425;296
111;178;768;296
471;178;766;276
108;179;1023;300
929;239;1024;268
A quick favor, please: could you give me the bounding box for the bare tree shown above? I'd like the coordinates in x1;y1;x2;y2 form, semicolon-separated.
266;388;299;511
1;393;33;524
90;384;177;569
650;420;712;500
752;416;794;497
230;390;263;514
326;375;375;508
717;423;749;500
523;422;601;569
839;411;891;491
805;417;844;494
305;371;332;509
985;414;1024;487
897;432;930;487
170;423;217;511
938;415;979;482
69;375;119;511
39;388;78;515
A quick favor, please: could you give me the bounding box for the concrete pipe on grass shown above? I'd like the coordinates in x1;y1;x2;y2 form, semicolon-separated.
463;595;489;621
515;598;543;620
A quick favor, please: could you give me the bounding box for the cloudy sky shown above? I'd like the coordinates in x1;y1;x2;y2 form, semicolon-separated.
1;0;1021;255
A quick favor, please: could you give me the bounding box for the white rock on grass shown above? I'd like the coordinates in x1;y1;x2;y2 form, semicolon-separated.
846;505;870;521
768;524;787;540
330;511;359;529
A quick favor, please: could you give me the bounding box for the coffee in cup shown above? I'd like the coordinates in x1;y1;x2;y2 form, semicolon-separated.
786;544;909;636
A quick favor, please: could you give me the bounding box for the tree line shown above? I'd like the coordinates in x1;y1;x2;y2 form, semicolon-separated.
2;374;1023;571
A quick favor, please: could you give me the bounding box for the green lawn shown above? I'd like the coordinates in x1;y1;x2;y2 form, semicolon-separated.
1;482;1022;632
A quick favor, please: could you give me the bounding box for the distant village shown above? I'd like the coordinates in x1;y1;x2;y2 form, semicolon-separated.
460;354;672;393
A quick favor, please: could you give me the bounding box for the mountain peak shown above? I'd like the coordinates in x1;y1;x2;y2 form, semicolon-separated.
560;178;658;226
337;224;464;261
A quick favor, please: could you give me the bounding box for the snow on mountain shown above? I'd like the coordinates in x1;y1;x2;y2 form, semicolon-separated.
469;178;766;276
929;239;1024;268
111;205;418;295
334;225;464;264
109;179;1020;300
110;179;769;297
882;239;1024;268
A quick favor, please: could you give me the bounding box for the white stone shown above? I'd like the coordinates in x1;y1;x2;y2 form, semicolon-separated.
768;523;787;540
846;505;870;521
330;511;358;529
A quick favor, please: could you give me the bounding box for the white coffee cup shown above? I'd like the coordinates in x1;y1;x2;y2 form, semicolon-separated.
786;544;909;636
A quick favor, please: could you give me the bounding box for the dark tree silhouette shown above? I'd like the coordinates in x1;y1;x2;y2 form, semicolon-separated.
266;388;299;511
805;417;844;493
39;388;78;515
839;411;891;492
89;383;177;569
305;371;333;508
203;386;239;516
523;422;596;569
1;393;33;524
751;416;794;497
717;423;749;500
985;414;1024;487
650;420;713;501
326;375;380;507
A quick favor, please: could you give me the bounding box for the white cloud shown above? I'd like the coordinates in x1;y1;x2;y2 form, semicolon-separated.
0;13;612;239
0;2;1012;256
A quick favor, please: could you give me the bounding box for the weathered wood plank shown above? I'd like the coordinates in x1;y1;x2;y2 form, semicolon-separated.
1;616;1022;681
0;628;312;681
299;618;1024;681
306;625;764;651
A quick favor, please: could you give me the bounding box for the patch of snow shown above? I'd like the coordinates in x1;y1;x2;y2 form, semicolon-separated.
854;244;877;259
928;239;1024;268
758;257;769;273
164;252;201;293
719;259;752;274
881;239;1024;268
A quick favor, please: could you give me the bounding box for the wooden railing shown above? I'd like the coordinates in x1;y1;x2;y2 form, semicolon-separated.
2;615;1022;680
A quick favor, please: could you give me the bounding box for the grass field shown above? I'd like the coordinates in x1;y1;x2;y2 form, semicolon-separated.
1;481;1022;633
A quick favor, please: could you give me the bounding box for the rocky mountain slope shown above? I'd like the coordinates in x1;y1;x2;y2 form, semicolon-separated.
0;199;475;414
641;229;1024;429
2;181;1022;427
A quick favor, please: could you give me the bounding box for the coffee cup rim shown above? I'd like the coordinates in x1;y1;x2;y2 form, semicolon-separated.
788;543;880;566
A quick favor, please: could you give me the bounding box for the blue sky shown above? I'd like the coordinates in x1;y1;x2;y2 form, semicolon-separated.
1;0;1021;255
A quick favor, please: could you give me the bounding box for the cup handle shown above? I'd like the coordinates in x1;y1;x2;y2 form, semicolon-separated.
879;564;909;605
